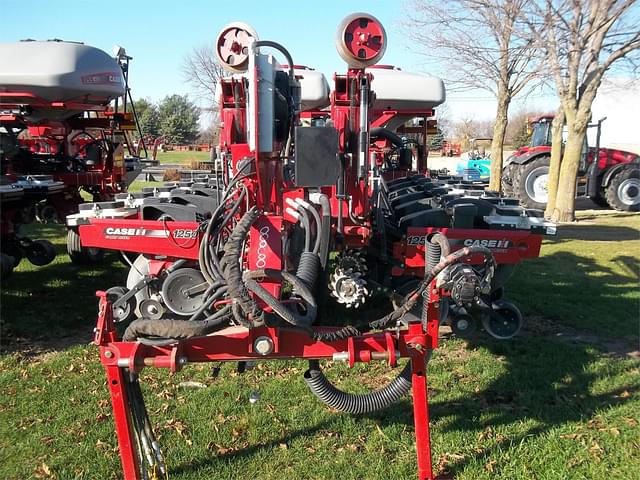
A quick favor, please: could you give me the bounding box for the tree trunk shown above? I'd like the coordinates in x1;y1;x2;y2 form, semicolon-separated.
550;123;585;222
544;107;566;219
489;95;510;192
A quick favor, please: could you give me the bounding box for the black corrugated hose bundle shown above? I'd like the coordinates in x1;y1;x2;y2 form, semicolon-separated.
303;242;495;414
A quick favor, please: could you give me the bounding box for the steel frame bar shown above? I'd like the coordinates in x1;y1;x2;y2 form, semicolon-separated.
95;292;440;480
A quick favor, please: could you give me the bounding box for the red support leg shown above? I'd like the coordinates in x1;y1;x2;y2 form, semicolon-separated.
105;365;141;480
411;352;434;480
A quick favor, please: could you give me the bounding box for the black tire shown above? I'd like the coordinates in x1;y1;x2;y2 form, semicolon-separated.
25;239;56;266
501;164;516;197
605;166;640;212
590;191;610;208
67;228;105;265
481;300;523;340
450;309;477;337
36;204;61;224
513;156;550;210
106;286;136;322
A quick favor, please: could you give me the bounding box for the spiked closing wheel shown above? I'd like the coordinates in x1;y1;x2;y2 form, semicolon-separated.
329;250;369;309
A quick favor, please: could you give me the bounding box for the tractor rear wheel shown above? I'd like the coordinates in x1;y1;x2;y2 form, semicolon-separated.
514;156;550;210
501;164;516;197
605;166;640;212
590;191;610;209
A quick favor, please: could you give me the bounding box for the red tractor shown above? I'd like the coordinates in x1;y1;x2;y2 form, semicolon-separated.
69;14;555;479
502;115;640;211
0;40;146;275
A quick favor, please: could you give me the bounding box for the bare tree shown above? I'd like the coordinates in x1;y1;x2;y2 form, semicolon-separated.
544;106;566;217
452;117;495;150
435;102;453;138
405;0;540;191
526;0;639;221
182;44;225;110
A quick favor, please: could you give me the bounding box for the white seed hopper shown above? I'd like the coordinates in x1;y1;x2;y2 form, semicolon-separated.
367;65;445;111
0;40;125;121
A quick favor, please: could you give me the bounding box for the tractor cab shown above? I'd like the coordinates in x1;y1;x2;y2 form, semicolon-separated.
528;116;553;147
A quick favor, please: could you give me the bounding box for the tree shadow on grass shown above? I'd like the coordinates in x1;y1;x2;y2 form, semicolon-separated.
164;335;638;478
365;335;638;477
436;337;637;477
169;418;336;476
509;250;639;338
612;255;640;279
554;222;639;242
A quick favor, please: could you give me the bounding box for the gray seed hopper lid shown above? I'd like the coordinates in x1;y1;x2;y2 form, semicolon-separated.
0;40;125;121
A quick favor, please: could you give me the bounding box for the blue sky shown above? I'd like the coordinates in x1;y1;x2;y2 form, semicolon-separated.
1;0;558;121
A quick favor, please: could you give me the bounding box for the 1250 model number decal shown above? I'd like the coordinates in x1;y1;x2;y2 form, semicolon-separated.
172;229;199;239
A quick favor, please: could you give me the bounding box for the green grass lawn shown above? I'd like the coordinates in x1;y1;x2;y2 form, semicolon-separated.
509;212;639;338
0;213;638;479
155;150;210;165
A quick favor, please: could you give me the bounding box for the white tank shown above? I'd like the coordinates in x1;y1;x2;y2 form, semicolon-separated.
366;65;445;111
0;40;125;120
294;66;330;111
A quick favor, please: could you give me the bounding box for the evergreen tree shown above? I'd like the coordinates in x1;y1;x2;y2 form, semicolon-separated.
158;95;200;144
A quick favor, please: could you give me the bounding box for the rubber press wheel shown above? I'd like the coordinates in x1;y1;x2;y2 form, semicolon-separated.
481;301;523;339
106;286;136;322
1;241;23;267
25;240;56;266
67;228;105;265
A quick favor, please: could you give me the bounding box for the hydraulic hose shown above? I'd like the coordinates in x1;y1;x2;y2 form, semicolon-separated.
253;40;294;81
199;186;245;284
221;207;261;326
123;315;231;341
295;199;322;254
303;360;413;414
316;194;332;268
297;207;312;253
296;251;321;290
370;127;404;148
187;284;226;322
244;269;317;327
426;232;450;271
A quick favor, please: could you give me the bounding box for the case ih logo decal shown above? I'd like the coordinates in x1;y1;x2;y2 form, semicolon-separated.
81;72;122;85
406;235;512;249
463;239;512;249
103;227;197;240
